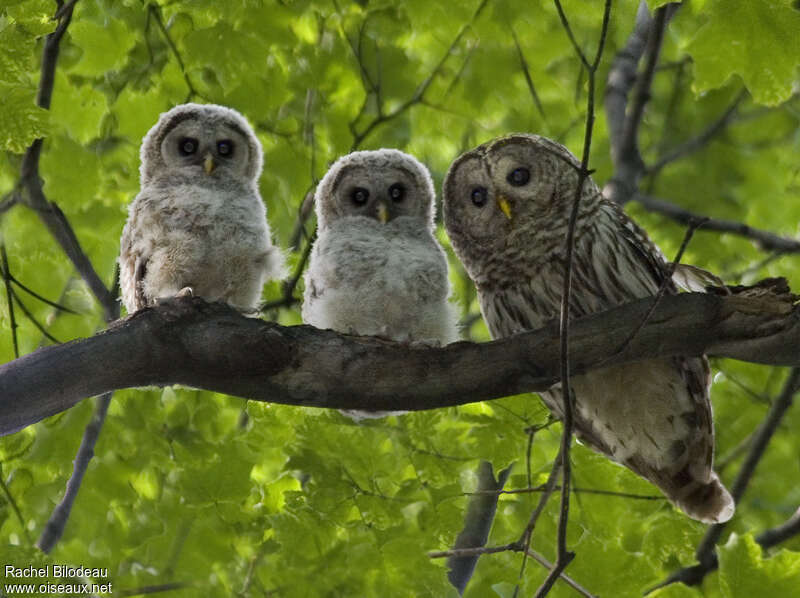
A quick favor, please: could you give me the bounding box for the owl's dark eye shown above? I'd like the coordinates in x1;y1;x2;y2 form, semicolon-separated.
471;186;488;207
507;167;530;186
388;183;405;202
217;139;234;157
351;187;370;205
178;137;198;156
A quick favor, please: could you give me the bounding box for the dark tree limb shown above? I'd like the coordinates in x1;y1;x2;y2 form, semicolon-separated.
604;0;652;199
447;462;513;595
648;368;800;592
1;290;797;431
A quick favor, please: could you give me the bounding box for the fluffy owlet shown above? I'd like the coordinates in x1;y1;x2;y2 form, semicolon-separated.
442;134;734;523
303;149;459;417
119;103;284;314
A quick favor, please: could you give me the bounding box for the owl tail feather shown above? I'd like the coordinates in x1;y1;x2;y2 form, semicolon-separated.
670;472;735;524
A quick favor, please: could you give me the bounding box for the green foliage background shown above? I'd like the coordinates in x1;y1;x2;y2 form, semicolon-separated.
1;0;799;596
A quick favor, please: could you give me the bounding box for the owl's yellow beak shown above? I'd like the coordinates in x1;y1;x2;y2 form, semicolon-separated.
497;195;513;220
377;202;389;224
203;154;216;175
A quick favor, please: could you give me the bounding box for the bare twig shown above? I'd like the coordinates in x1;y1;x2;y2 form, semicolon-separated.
5;272;78;314
433;543;597;598
0;193;19;215
349;0;488;149
531;2;613;596
10;288;62;345
511;27;546;122
604;217;707;362
146;3;201;102
646;88;748;175
467;486;664;501
650;368;800;591
632;194;800;253
260;228;316;312
37;391;112;553
0;463;31;544
1;245;19;358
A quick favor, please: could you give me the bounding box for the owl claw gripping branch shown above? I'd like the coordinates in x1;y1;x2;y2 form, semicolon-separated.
443;133;734;524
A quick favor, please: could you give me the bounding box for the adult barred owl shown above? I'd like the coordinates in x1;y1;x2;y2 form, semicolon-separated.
442;133;733;523
119;103;284;314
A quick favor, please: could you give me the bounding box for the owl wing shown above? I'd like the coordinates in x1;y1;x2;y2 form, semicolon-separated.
118;191;154;314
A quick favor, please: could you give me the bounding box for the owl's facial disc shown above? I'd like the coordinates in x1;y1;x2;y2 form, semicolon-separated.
337;165;419;223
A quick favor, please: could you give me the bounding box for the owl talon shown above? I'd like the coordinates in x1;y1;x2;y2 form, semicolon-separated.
176;287;194;298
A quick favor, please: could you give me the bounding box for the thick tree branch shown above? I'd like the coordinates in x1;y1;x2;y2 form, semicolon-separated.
1;291;797;436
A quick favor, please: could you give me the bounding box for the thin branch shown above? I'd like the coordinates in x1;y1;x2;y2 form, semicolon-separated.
468;486;664;501
37;392;112;553
650;368;800;591
514;448;563;597
433;544;597;598
6;272;78;314
260;228;316;312
646;506;800;594
0;464;31;545
757;506;800;549
1;245;19;358
349;0;488;149
0;192;19;215
632;194;800;253
646;88;748;175
10;288;62;345
511;27;546;122
146;3;200;102
604;217;707;362
535;2;612;596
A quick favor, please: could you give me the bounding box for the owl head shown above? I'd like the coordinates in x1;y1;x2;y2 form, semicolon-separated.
314;149;436;231
442;134;598;252
139;103;263;186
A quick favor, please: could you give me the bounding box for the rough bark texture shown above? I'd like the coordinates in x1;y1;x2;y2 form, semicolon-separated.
1;292;798;436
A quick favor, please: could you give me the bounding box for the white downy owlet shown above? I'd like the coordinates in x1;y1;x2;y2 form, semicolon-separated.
119;103;284;314
303;149;459;418
442;133;734;523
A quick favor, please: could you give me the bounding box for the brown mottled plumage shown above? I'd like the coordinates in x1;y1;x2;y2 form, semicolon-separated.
442;133;734;523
